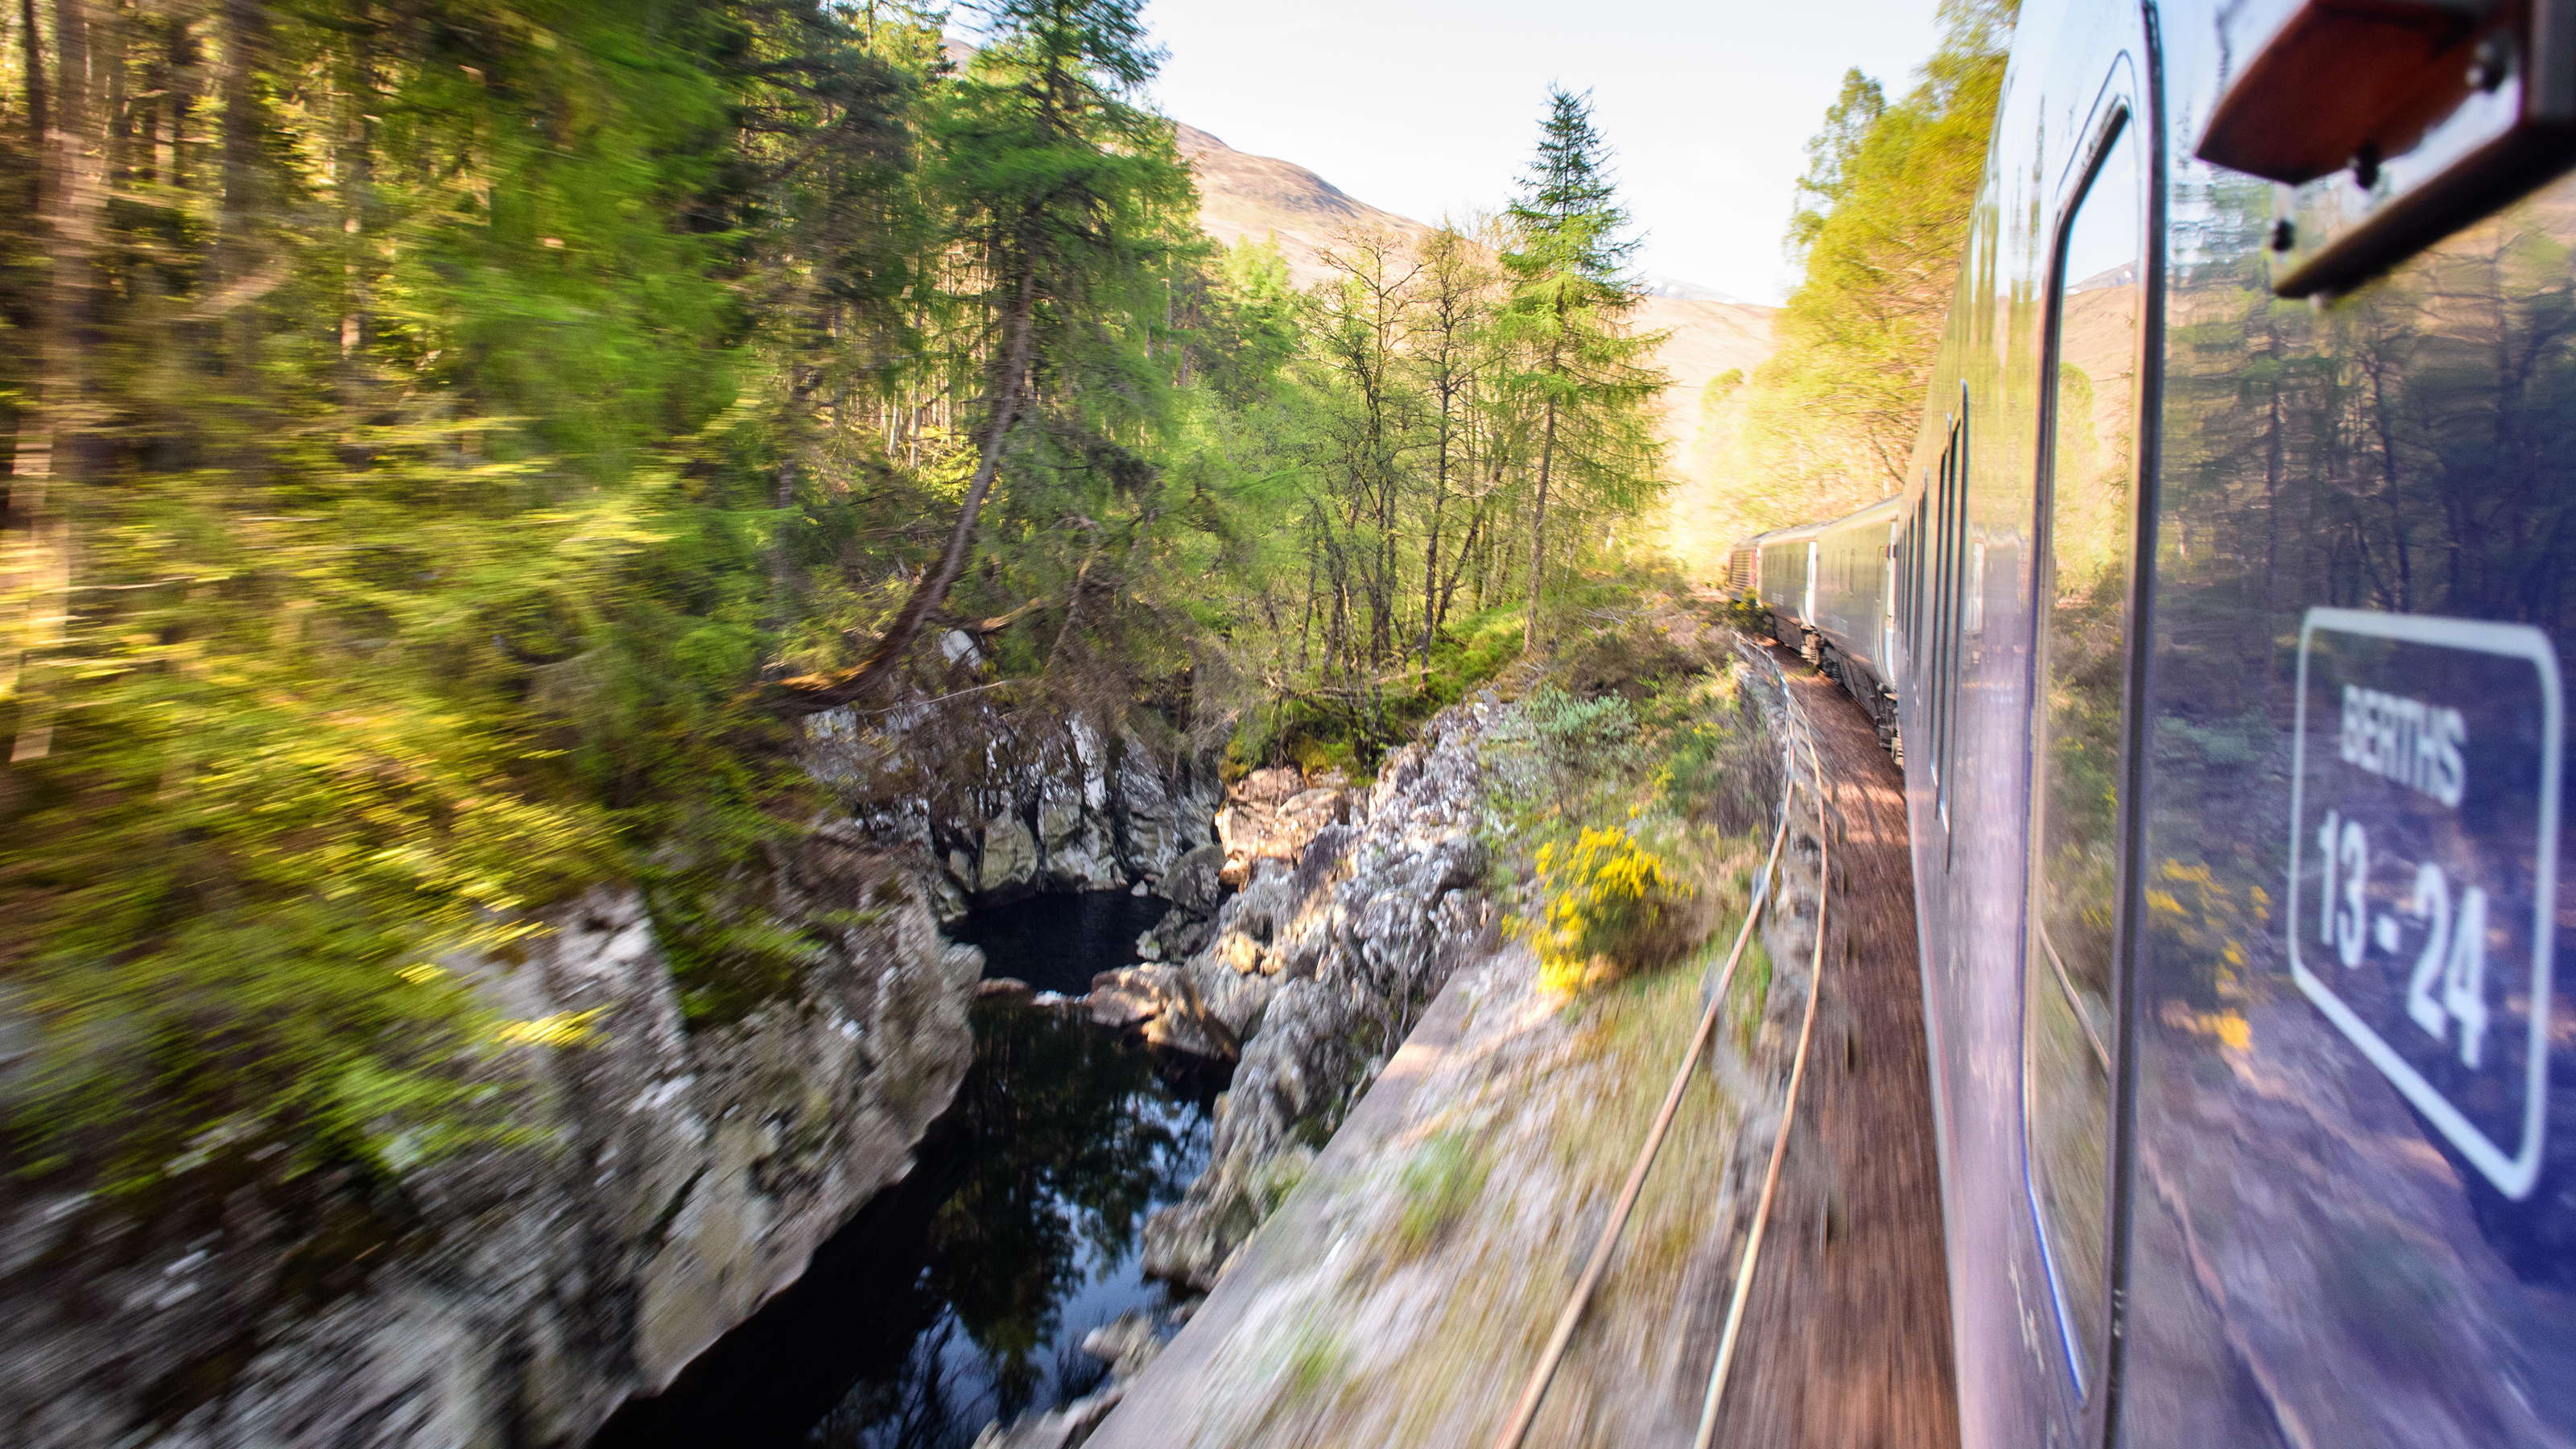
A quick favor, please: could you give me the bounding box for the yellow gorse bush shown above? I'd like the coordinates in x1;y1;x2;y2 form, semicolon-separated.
488;1009;610;1051
1533;828;1694;993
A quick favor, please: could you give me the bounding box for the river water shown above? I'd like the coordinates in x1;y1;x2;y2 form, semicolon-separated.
592;890;1222;1449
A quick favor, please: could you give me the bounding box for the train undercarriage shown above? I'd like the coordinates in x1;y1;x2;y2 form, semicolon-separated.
1772;613;1901;764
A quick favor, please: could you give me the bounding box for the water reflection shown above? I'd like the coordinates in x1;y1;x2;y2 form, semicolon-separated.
2115;155;2576;1443
596;984;1221;1449
840;999;1217;1447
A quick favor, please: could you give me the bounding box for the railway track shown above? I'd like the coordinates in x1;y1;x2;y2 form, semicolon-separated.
1689;647;1832;1447
1492;640;1958;1449
1698;646;1959;1449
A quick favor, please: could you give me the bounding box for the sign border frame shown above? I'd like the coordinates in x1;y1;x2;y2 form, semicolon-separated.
2286;606;2561;1200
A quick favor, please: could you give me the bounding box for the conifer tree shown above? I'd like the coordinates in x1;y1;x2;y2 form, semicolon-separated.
786;0;1195;710
1496;88;1665;651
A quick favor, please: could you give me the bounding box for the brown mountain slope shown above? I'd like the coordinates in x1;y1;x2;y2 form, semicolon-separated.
1177;125;1775;555
1177;125;1427;285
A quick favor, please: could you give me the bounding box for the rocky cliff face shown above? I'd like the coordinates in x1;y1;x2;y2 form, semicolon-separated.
4;682;1492;1449
803;697;1223;919
965;704;1505;1449
1086;702;1505;1291
0;833;980;1449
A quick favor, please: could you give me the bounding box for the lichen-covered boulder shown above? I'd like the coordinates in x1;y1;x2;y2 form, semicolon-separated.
0;846;982;1449
1137;703;1503;1290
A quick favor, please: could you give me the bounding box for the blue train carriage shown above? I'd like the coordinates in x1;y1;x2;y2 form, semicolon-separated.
1890;0;2576;1444
1808;494;1907;756
1752;520;1827;657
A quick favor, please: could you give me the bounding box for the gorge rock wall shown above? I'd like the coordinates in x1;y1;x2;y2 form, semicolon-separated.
1089;701;1506;1291
6;682;1499;1449
803;699;1222;918
0;834;981;1449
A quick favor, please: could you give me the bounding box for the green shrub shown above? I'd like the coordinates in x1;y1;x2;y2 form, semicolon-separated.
1650;670;1781;836
1563;619;1706;699
1225;607;1529;778
1397;1128;1489;1253
1721;591;1775;637
1480;684;1645;825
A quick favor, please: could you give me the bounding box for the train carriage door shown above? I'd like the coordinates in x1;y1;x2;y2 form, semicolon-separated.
1884;519;1899;691
2025;93;2148;1425
1935;407;1967;852
1910;489;1929;704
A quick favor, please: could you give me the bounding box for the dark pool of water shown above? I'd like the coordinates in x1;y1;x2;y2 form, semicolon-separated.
592;892;1223;1449
944;888;1175;995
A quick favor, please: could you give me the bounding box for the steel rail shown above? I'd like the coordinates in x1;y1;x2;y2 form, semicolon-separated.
1485;653;1804;1449
1692;657;1834;1449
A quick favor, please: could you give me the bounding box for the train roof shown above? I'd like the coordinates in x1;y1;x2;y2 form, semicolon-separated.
1740;493;1905;551
1749;521;1827;546
1820;493;1905;531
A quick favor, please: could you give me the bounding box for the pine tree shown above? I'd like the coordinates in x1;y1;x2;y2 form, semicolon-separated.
1496;88;1665;651
781;0;1196;711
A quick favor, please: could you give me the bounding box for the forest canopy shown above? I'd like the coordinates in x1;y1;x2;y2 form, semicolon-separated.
1668;0;2017;555
0;1;1670;1189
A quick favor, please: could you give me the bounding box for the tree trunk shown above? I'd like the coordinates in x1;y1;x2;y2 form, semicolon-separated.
17;0;44;155
98;0;123;183
158;19;188;190
767;456;797;630
1419;479;1447;662
776;260;1039;712
1523;393;1558;653
1420;383;1456;660
1440;497;1480;630
6;0;93;763
216;0;266;390
1294;531;1318;673
5;0;50;758
339;6;374;388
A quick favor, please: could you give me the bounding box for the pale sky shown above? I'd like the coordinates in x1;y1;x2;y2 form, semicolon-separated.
1128;0;1950;304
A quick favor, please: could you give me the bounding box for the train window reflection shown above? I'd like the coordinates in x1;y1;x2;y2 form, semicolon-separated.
2027;110;2140;1397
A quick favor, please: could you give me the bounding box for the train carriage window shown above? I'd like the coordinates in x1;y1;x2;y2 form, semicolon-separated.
2027;107;2142;1400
